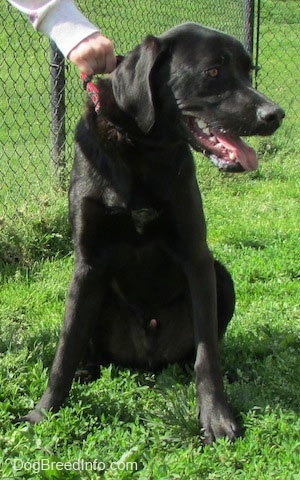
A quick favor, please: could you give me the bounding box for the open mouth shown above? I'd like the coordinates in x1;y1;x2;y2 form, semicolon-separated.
184;116;258;172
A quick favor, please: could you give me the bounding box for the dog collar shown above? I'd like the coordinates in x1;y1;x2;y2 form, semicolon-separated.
80;55;124;114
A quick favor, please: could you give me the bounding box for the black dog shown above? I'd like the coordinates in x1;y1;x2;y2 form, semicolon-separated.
23;23;284;443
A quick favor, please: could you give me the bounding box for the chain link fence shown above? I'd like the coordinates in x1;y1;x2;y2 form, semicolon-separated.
253;0;300;138
0;0;299;224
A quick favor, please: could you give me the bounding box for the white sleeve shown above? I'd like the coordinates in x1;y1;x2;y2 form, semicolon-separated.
7;0;101;57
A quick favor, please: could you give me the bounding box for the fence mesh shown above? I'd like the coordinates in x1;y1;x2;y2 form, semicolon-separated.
0;0;299;225
254;0;300;139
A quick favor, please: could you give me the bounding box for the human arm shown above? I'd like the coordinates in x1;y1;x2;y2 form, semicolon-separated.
7;0;116;74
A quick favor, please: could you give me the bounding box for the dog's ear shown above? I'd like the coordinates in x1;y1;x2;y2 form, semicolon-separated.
112;36;165;133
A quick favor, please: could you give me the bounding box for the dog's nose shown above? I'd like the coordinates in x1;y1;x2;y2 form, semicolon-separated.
257;104;285;129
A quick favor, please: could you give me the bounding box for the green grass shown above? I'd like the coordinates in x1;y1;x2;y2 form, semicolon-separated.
1;1;300;479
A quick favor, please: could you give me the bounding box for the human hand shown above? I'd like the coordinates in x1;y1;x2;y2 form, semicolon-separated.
68;32;116;76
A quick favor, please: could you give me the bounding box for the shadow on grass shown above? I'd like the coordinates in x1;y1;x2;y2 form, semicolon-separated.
0;209;73;274
26;322;299;442
222;326;300;415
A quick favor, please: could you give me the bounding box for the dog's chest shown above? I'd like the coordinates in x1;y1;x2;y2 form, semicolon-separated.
131;208;159;234
107;203;159;235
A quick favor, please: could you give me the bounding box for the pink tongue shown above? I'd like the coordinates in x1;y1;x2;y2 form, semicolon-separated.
214;132;258;171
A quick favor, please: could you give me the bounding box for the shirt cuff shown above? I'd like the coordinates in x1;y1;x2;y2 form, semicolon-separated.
38;0;101;57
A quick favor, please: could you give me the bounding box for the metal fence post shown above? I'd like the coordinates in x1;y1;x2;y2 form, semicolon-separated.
244;0;255;56
50;41;66;185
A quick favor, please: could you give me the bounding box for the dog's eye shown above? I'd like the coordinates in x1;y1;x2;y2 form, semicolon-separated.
206;67;219;78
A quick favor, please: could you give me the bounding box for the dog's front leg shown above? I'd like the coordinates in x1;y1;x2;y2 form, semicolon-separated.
186;254;238;444
23;262;104;424
170;175;239;443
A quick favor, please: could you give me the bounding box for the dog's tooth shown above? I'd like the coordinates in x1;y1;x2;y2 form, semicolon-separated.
229;151;236;160
203;128;210;135
196;119;208;130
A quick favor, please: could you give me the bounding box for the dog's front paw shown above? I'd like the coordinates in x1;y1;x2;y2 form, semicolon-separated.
16;407;46;425
199;400;240;445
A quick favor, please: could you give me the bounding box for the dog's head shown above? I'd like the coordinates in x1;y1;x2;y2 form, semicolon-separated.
112;22;284;172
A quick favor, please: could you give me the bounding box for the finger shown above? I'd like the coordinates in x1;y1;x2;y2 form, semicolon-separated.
76;60;95;77
103;51;117;73
78;51;116;76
